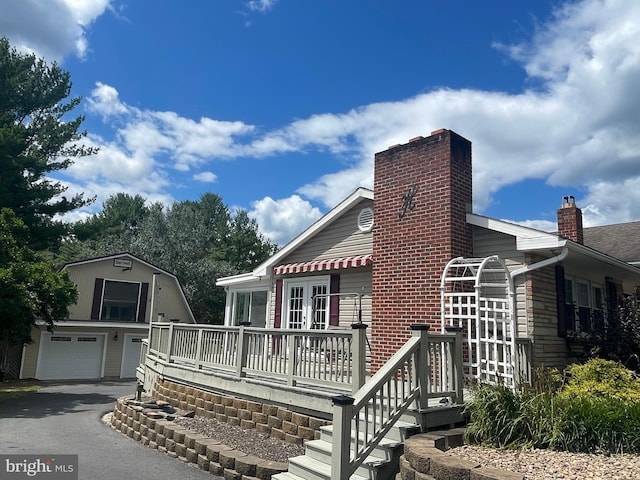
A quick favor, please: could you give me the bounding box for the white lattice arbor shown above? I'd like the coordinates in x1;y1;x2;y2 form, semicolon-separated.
441;256;520;387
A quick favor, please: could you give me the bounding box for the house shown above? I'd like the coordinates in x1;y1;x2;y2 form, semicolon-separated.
20;253;195;381
217;129;640;380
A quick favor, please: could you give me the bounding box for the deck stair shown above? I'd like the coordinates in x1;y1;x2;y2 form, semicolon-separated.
274;406;464;480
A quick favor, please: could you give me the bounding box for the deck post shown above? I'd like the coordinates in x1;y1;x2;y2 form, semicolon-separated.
445;326;464;403
351;323;368;393
236;322;250;378
331;394;354;480
194;328;203;370
286;333;298;387
411;324;430;414
166;321;175;363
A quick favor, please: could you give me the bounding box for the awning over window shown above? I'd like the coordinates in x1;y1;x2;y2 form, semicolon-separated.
273;254;373;275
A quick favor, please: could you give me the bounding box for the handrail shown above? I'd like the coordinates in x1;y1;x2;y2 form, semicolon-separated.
144;321;368;393
330;325;463;480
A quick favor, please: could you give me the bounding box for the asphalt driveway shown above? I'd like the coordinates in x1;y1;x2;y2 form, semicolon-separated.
0;380;219;480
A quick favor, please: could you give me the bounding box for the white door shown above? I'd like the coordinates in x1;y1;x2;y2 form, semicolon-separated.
120;334;145;378
284;279;329;330
36;333;106;380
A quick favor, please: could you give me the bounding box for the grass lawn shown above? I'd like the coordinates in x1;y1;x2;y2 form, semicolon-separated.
0;380;41;402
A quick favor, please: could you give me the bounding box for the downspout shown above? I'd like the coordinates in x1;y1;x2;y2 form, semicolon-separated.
508;246;568;384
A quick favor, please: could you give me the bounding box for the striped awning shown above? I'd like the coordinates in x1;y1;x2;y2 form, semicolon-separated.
273;254;373;275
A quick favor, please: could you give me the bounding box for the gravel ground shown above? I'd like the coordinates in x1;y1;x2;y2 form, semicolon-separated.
174;416;305;464
447;445;640;480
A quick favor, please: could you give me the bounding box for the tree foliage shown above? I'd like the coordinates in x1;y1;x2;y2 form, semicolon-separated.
61;193;278;324
0;37;95;250
0;209;78;345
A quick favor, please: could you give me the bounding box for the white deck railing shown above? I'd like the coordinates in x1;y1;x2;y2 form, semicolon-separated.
330;325;464;480
146;321;368;393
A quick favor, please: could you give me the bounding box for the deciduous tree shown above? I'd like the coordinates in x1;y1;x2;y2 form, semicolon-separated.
0;209;77;345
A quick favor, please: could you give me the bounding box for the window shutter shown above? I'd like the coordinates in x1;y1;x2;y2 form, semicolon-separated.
605;277;619;322
91;278;104;320
273;279;283;328
137;282;149;323
329;274;340;327
555;265;567;337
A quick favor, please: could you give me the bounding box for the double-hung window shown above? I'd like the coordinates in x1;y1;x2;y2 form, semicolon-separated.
564;276;605;333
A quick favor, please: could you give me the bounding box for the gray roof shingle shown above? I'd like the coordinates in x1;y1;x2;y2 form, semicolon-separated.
583;221;640;264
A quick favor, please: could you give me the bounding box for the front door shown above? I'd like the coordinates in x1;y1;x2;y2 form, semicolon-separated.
284;278;329;330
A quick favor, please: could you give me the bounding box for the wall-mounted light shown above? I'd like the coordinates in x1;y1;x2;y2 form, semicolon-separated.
113;332;119;341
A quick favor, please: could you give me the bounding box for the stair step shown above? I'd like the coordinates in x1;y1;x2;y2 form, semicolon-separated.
321;419;420;443
288;455;369;480
304;439;390;477
271;472;305;480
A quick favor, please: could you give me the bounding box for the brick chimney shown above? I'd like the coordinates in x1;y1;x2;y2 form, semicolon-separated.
557;195;583;244
370;129;473;370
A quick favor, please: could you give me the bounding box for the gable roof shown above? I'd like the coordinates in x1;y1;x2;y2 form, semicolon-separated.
583;221;640;265
60;252;196;323
217;188;373;286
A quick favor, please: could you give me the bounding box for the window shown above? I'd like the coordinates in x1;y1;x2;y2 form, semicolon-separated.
101;280;140;322
283;277;330;330
231;290;268;327
564;276;605;333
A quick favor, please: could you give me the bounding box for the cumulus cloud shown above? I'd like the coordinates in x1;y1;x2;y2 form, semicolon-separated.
0;0;112;60
248;196;322;246
28;0;640;245
193;172;218;183
253;0;640;232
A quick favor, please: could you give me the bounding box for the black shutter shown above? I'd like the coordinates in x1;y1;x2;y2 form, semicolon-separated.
555;265;567;337
137;282;149;323
329;274;340;327
91;278;104;320
273;279;283;328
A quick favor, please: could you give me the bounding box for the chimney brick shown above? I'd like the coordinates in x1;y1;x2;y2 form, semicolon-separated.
370;129;473;371
557;196;583;244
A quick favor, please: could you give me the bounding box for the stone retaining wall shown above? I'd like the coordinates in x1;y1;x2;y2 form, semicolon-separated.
398;433;524;480
153;379;330;445
111;395;288;480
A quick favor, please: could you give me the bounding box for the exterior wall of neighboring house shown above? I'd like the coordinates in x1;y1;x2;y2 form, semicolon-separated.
65;257;192;323
20;254;193;380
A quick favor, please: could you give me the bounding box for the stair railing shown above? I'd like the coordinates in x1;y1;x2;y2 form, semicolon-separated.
330;324;462;480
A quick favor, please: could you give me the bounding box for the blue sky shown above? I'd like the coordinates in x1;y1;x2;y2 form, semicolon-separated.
2;0;640;246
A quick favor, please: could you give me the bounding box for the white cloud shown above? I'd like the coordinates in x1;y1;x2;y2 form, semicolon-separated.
193;172;218;183
245;0;277;13
45;0;640;245
248;195;322;245
87;82;129;117
258;0;640;231
0;0;112;60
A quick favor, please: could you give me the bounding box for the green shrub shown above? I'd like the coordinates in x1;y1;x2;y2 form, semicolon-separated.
553;359;640;453
464;360;640;454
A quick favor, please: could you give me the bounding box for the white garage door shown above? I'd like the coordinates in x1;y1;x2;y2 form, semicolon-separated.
36;333;105;380
120;335;145;378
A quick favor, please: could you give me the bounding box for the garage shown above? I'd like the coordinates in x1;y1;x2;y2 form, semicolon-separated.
120;334;145;378
36;332;106;380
